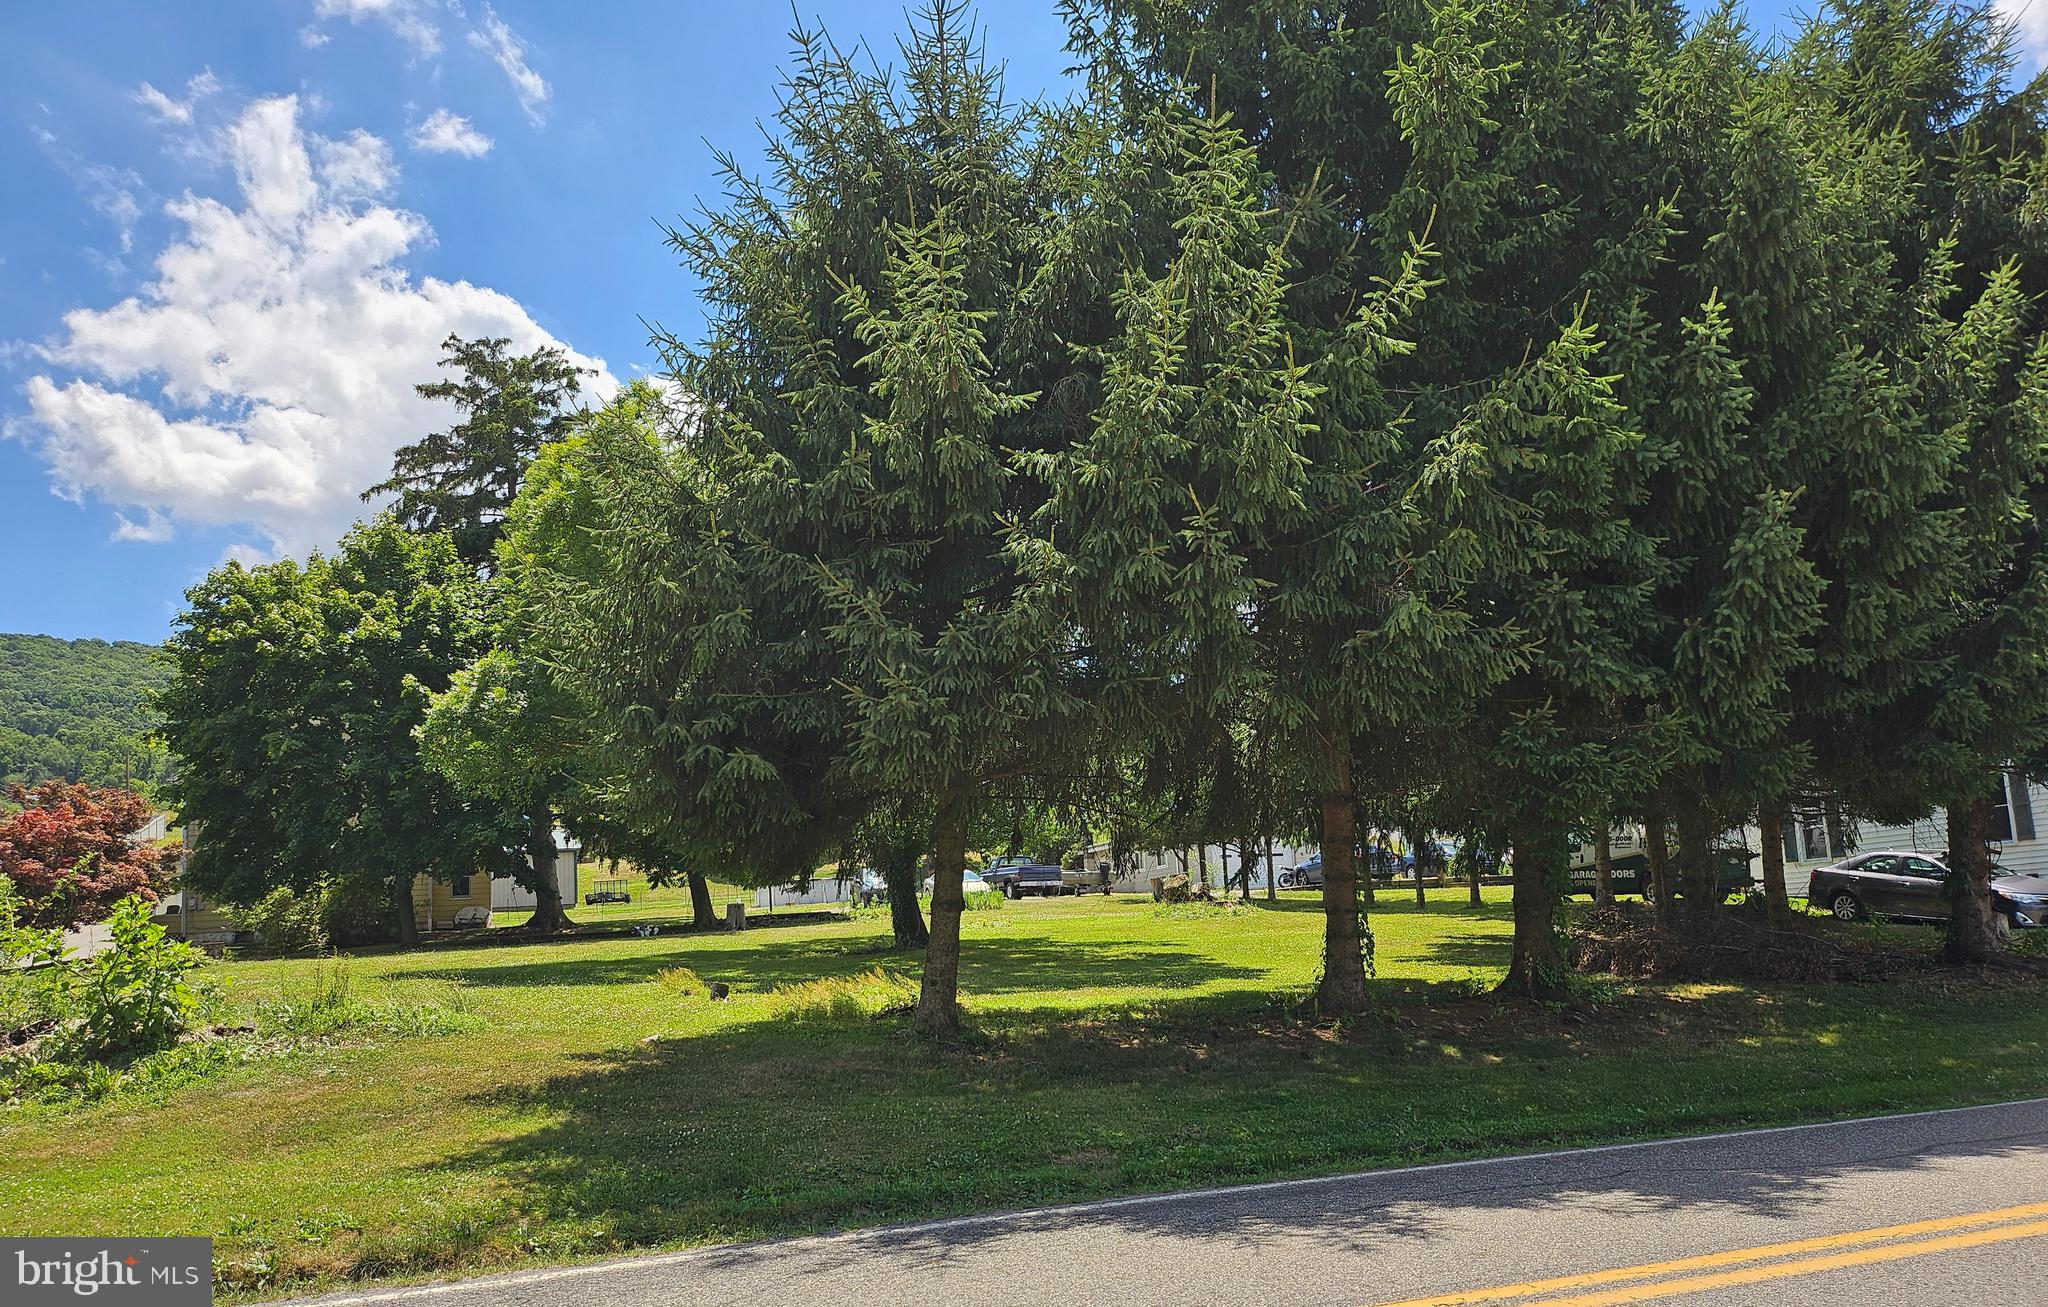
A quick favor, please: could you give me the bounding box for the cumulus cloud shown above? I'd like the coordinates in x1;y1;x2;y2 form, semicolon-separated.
468;8;550;123
311;0;441;56
410;108;492;158
16;94;612;556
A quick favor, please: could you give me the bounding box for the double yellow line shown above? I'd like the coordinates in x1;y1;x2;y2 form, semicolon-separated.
1372;1200;2048;1307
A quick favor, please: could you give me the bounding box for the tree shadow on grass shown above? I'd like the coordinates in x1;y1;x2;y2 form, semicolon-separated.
382;932;1268;997
418;979;2048;1300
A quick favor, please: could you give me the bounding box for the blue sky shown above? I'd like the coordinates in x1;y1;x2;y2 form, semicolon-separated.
0;0;1972;644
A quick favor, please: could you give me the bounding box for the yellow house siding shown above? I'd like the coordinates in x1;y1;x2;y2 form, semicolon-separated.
155;890;241;941
412;873;491;931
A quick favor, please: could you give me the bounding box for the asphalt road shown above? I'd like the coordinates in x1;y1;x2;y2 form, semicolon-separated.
292;1097;2048;1307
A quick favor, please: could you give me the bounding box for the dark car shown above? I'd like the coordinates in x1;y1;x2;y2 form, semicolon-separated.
1807;850;2048;936
982;860;1066;899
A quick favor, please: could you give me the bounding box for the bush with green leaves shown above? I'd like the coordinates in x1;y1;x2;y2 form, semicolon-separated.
227;887;332;956
59;896;203;1060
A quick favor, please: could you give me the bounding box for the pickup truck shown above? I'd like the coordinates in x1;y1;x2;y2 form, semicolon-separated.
982;859;1068;899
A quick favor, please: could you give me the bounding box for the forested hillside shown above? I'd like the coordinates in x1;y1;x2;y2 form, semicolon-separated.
0;634;173;792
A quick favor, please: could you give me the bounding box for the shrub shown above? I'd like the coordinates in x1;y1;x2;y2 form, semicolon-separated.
227;887;331;956
764;966;919;1021
962;889;1005;912
60;896;203;1059
0;782;172;929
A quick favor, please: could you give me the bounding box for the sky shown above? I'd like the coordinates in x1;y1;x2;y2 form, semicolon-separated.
1;0;2036;645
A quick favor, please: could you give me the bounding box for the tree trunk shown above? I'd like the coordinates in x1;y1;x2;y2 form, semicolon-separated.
392;874;418;946
1674;802;1718;935
523;801;571;933
1197;844;1210;893
1944;794;2003;964
1644;805;1672;930
1758;805;1790;927
1467;836;1482;907
914;793;971;1036
1498;825;1569;1000
1593;826;1614;908
686;869;718;930
1264;838;1276;903
1413;834;1427;907
1315;736;1371;1015
884;858;929;948
1239;841;1252;902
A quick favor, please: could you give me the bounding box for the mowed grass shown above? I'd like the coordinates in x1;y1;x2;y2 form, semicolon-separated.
3;889;2046;1301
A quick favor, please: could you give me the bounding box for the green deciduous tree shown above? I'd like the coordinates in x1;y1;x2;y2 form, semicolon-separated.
160;519;511;945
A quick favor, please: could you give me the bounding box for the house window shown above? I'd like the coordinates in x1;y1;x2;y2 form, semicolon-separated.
451;875;472;898
1800;817;1828;863
1987;771;2039;843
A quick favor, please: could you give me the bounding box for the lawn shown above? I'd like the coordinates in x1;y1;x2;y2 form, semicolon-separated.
3;889;2045;1301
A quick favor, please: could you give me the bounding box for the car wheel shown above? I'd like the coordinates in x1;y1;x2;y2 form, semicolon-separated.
1830;891;1864;922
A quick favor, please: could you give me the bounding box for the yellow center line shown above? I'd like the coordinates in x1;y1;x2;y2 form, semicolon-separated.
1520;1218;2048;1307
1370;1201;2048;1307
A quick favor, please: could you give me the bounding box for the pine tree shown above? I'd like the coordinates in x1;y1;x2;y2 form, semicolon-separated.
365;335;591;571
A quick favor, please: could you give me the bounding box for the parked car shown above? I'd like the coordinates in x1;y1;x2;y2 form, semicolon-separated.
920;869;995;896
1277;854;1322;890
1276;849;1402;889
983;860;1066;898
1806;851;2048;935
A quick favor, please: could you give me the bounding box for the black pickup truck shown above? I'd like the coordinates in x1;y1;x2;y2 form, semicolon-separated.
982;859;1068;899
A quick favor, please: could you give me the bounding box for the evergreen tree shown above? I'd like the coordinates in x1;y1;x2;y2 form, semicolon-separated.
364;335;592;571
1069;0;1672;1002
1785;0;2048;959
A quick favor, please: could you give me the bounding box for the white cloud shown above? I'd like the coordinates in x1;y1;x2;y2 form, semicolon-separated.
311;0;442;56
316;129;398;198
468;8;550;123
299;26;332;49
15;94;612;555
112;509;175;543
135;83;191;125
29;124;146;253
410;108;492;158
1996;0;2048;67
136;70;222;127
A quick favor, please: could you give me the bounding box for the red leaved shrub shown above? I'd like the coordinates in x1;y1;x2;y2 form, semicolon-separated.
0;782;171;929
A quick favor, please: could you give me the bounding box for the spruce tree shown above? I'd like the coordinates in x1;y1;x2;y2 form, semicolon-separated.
365;335;592;572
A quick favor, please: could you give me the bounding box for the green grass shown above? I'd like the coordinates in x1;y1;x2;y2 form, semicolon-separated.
2;889;2044;1302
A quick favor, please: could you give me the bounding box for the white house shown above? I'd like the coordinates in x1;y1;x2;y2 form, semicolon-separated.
1760;768;2042;896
